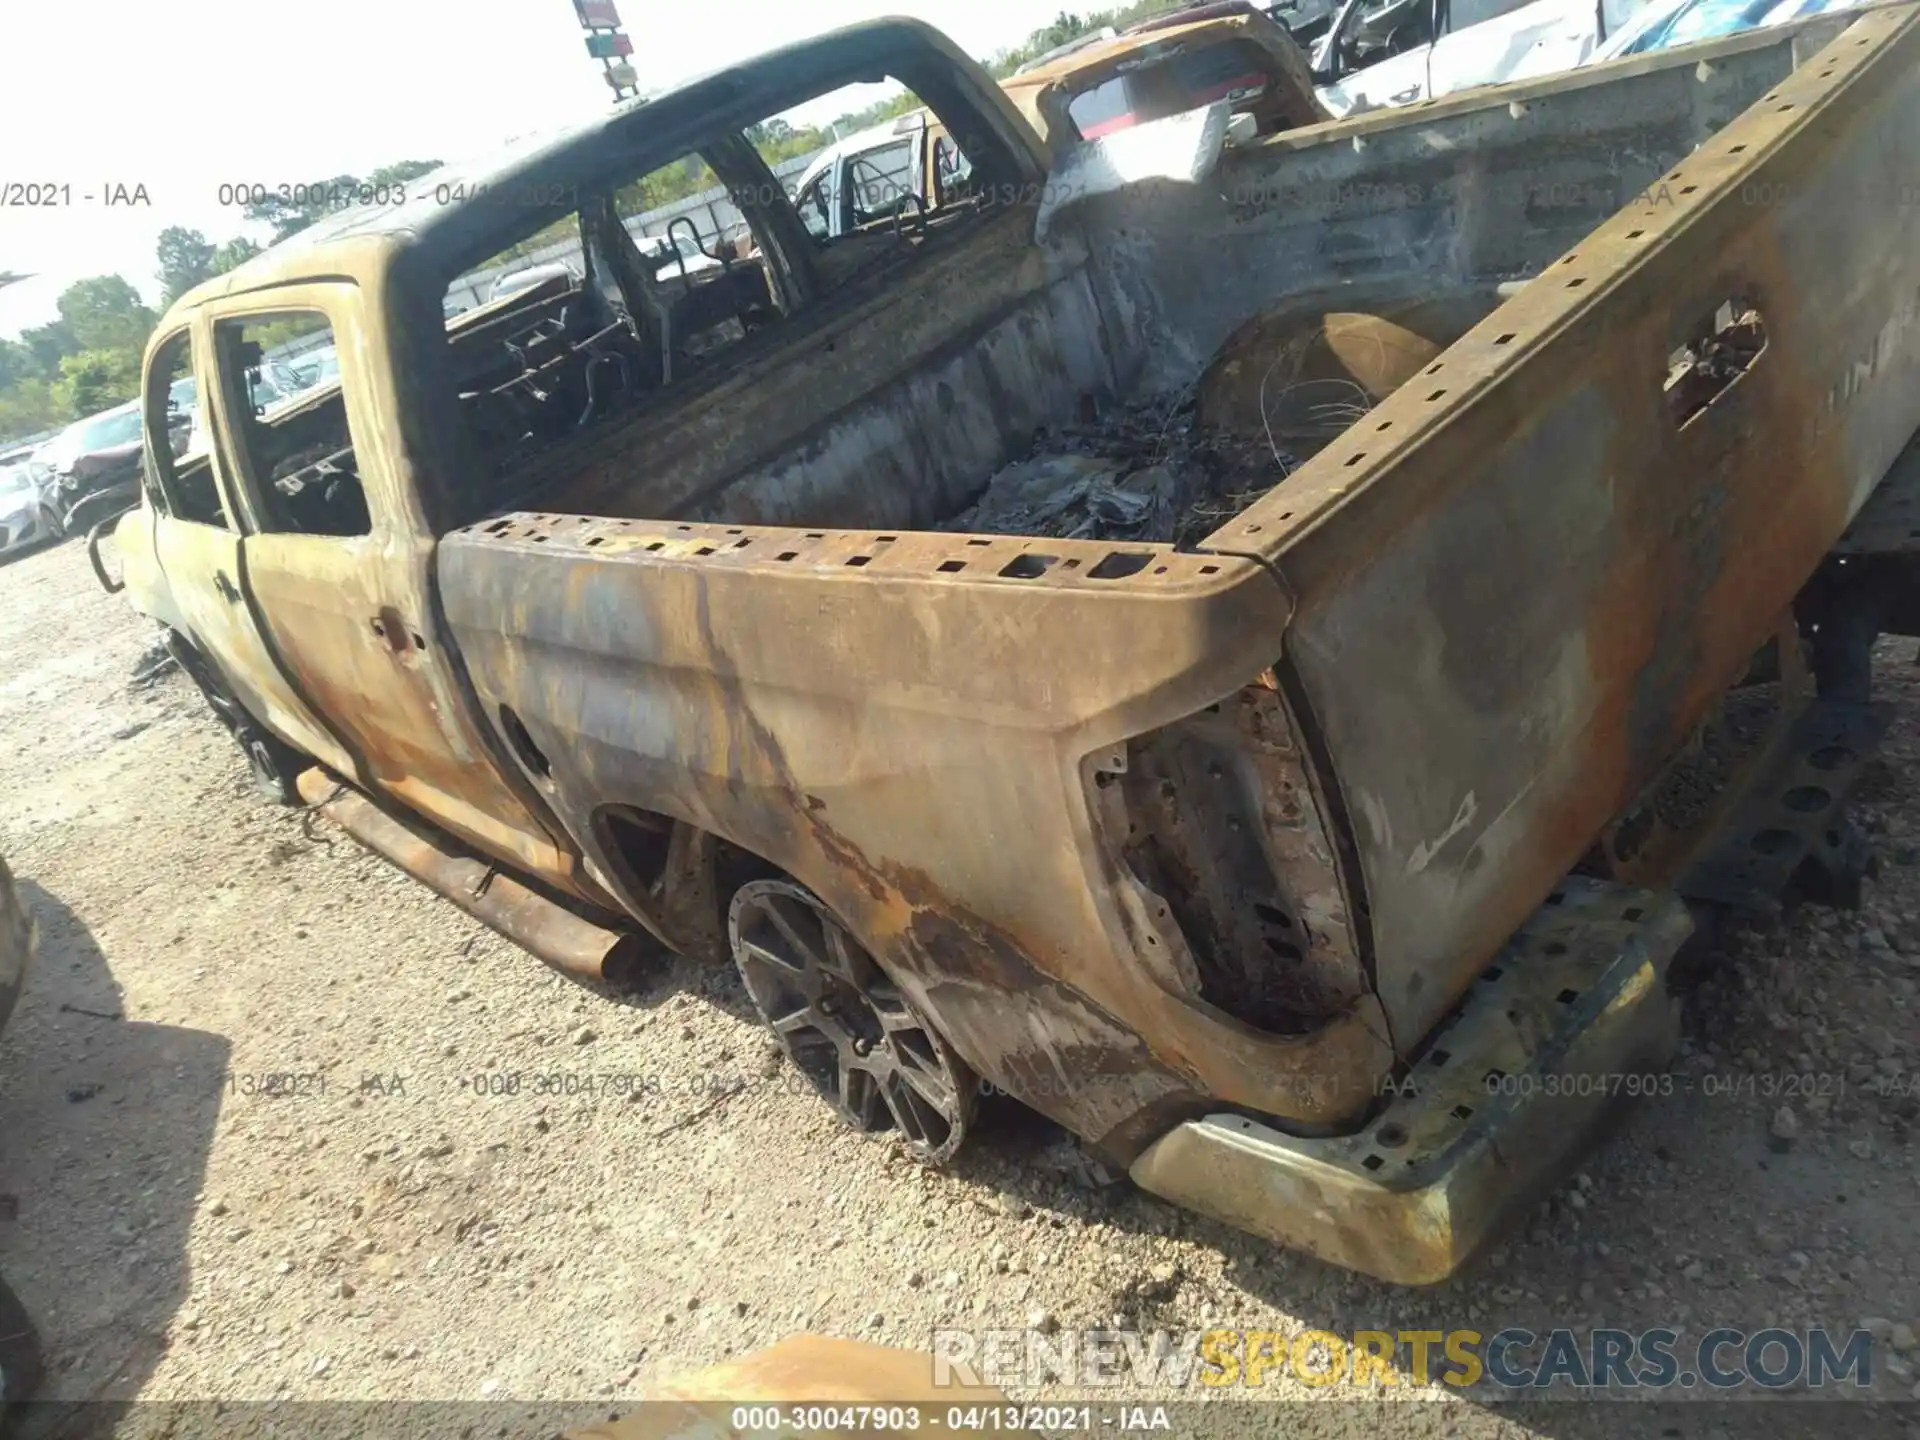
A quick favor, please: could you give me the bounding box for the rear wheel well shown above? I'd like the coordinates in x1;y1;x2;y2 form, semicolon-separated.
600;815;990;1159
591;804;778;964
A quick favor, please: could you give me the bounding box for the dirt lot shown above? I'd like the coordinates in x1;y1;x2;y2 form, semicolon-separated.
0;533;1915;1438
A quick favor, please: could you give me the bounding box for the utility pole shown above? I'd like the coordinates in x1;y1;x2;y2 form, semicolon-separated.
572;0;641;103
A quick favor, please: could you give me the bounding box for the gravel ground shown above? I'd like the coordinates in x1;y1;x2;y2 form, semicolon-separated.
0;534;1915;1438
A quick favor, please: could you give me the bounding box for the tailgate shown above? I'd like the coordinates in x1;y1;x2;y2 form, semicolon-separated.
1212;3;1920;1044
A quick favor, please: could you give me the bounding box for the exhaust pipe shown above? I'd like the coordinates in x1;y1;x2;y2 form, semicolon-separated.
295;769;652;987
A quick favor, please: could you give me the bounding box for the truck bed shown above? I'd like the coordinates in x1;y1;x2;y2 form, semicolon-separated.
496;10;1872;548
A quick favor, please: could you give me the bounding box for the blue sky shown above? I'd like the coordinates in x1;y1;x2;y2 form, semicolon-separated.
0;0;1074;337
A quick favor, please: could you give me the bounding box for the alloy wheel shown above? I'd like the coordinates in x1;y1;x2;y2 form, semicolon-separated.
728;878;975;1163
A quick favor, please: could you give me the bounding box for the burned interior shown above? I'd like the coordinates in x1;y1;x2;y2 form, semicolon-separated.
414;28;1045;532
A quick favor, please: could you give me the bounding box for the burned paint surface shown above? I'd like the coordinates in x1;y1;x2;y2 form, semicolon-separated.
440;514;1398;1147
434;12;1920;1148
1095;677;1369;1036
1203;4;1920;1043
242;528;591;897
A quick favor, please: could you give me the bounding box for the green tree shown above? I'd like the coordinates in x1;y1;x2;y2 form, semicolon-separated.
0;378;59;438
157;226;219;305
1043;11;1089;47
244;172;357;241
0;338;43;391
53;347;141;417
19;320;76;377
986;0;1182;74
55;276;156;354
367;159;443;188
211;236;262;276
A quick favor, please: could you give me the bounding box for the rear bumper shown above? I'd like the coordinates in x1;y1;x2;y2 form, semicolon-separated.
1129;877;1692;1285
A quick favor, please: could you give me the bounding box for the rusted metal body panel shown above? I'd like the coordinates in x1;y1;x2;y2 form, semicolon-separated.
245;526;592;897
122;277;601;903
147;483;359;780
218;279;591;896
1066;11;1870;398
440;516;1396;1146
522;209;1117;532
1192;2;1920;1045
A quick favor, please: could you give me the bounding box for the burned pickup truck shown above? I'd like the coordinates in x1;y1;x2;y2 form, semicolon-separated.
107;6;1920;1282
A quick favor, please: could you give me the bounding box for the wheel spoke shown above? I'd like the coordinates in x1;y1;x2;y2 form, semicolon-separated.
785;1029;837;1066
839;1055;882;1125
739;937;808;978
764;898;827;973
820;922;871;987
767;1004;819;1037
870;997;924;1033
879;1074;929;1143
891;1045;958;1115
834;1052;857;1104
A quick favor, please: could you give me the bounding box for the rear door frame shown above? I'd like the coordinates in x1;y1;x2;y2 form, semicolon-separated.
200;280;594;900
142;314;361;778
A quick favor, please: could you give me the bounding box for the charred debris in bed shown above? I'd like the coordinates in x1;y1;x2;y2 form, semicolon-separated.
942;389;1336;548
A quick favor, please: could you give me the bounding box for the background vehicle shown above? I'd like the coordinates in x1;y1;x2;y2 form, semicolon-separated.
1588;0;1868;58
1315;0;1631;109
1312;0;1859;115
636;230;726;282
1001;7;1329;151
285;345;341;391
0;454;62;557
787;110;973;240
1262;0;1353;42
490;261;583;303
33;401;147;530
793;6;1331;245
107;7;1920;1285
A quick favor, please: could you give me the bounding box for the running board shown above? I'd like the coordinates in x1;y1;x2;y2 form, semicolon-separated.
294;768;652;986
